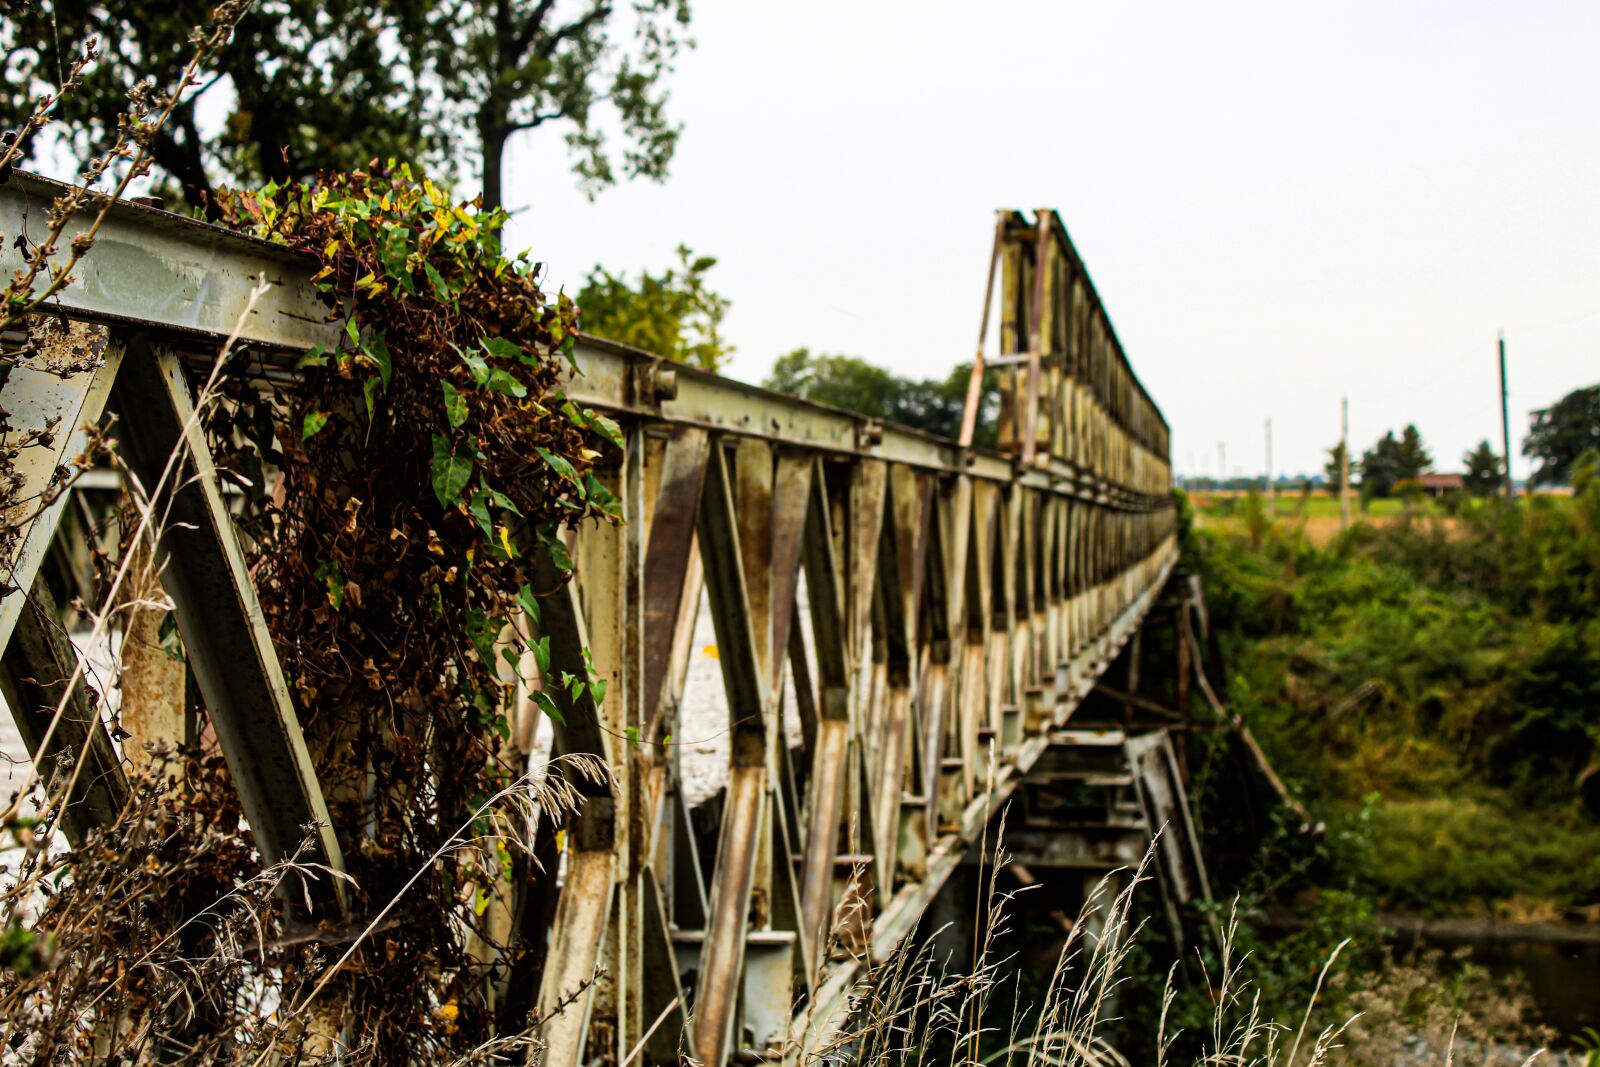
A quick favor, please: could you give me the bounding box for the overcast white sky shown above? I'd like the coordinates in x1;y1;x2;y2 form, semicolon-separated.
502;0;1599;480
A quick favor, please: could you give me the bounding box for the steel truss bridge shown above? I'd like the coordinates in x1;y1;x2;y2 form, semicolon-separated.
0;176;1188;1064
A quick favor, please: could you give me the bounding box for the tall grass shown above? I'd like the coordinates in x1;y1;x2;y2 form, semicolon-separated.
798;834;1559;1067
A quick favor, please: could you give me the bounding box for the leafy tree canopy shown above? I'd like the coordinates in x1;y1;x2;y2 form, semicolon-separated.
1524;383;1600;486
1;2;430;209
1462;440;1503;497
765;348;998;446
0;0;690;211
575;244;731;371
427;0;691;210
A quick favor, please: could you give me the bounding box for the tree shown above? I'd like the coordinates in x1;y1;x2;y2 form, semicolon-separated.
429;0;691;211
1323;441;1358;497
1;4;436;210
1;0;692;212
1397;423;1433;477
576;245;731;371
1524;384;1600;485
1462;440;1503;497
1360;424;1430;499
764;349;998;446
1359;433;1401;499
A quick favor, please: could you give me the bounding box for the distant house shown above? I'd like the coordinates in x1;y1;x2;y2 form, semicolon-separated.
1417;472;1464;498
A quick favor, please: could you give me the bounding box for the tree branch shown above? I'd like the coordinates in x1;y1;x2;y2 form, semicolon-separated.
505;113;563;135
538;3;614;61
511;0;560;60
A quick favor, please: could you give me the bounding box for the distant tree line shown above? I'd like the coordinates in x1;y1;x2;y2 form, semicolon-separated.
1314;381;1599;502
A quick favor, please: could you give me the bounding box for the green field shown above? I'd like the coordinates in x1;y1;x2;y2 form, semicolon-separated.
1193;491;1420;522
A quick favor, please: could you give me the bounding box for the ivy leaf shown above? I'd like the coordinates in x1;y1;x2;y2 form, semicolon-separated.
559;400;587;429
297;344;329;369
530;635;551;676
425;262;452;302
589;678;607;705
454;343;490;385
464;607;504;667
380;226;413;292
431;434;474;506
482;368;528;398
486;486;523;517
360;332;393;388
481;336;523;361
532;689;566;726
302;411;330;441
313;559;346;609
363;376;381;422
441;380;468;428
536;447;580;487
538;523;573;572
517;584;542;625
467;487;494;539
584;473;621;520
591;414;624;450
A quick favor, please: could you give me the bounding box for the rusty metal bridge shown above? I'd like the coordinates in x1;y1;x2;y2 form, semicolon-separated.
0;176;1189;1064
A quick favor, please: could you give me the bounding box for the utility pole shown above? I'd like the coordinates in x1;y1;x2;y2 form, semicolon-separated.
1339;396;1350;530
1265;418;1275;515
1218;441;1226;490
1498;331;1513;499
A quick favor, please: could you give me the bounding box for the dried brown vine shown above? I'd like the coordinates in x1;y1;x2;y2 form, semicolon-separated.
196;164;621;1056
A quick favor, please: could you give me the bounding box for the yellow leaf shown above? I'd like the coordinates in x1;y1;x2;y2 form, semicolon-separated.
323;239;340;258
703;644;719;660
498;525;514;557
555;828;567;853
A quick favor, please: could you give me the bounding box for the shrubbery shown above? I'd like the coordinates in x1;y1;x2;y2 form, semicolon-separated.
1188;483;1600;912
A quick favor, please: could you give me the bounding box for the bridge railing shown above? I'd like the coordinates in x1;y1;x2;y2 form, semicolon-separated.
0;175;1177;1064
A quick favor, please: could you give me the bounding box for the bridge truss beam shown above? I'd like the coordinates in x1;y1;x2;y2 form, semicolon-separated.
0;175;1178;1063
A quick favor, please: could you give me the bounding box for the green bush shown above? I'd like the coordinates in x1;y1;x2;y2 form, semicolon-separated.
1190;492;1600;911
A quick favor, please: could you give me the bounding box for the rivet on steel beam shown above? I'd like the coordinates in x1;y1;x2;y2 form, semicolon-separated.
653;364;679;403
